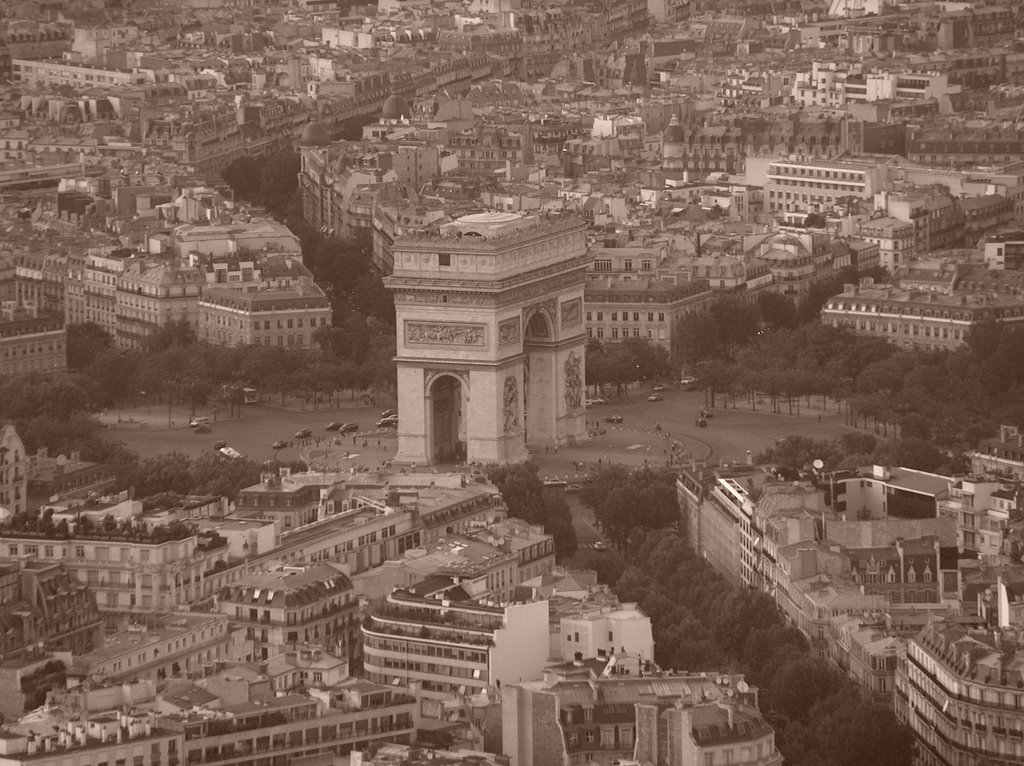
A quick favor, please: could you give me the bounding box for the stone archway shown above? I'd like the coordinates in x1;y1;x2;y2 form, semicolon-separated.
426;373;466;463
523;309;556;447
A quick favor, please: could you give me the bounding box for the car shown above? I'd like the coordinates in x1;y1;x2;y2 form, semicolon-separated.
696;418;707;428
339;423;360;433
647;393;663;402
679;376;699;390
325;422;343;431
294;428;312;439
380;409;397;418
189;416;210;428
653;384;668;392
604;415;623;424
194;424;211;434
592;541;608;552
377;414;399;428
543;479;568;490
272;439;288;450
213;440;227;450
585;397;608;407
700;409;713;419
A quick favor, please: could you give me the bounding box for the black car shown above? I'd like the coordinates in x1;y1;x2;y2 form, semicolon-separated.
696;418;707;428
339;423;359;433
604;415;624;424
377;414;399;428
272;439;288;450
326;422;343;431
294;428;312;439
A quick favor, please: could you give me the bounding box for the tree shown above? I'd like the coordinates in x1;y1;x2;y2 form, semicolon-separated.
66;323;113;370
143;319;196;354
486;462;577;558
581;466;678;557
259;150;301;217
222;155;263;203
758;292;799;330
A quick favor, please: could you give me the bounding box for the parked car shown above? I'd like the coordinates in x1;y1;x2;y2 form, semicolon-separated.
194;424;211;434
679;376;699;390
585;398;608;407
294;428;312;439
325;422;343;431
272;439;288;450
604;415;624;424
593;541;608;552
380;409;397;419
377;414;399;428
219;447;243;460
647;393;663;402
339;423;359;433
700;409;713;419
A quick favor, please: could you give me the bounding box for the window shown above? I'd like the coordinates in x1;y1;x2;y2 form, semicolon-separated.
438;253;451;267
7;545;17;556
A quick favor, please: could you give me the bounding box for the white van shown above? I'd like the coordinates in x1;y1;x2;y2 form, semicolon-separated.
189;416;210;428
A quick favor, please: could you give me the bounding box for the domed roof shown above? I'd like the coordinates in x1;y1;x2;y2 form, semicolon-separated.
381;94;412;121
298;120;331;147
664;114;684;144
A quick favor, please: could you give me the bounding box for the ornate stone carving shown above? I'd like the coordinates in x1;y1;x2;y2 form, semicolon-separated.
560;298;582;328
498;317;520;346
394;292;490;306
503;375;520;433
406;322;486;346
564;351;583;412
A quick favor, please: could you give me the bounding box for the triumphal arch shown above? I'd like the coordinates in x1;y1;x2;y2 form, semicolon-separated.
385;212;590;465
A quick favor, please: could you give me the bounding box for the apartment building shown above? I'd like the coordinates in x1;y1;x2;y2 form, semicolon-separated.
241;470;508;579
874;190;964;254
82;248;133;334
584;277;713;355
168;689;416;766
0;424;27;518
556;602;654;664
0;301;66;376
217;564;359;663
71;612;241;684
503;667;778;766
197;283;331;348
828;613;905;706
0;560;103;658
0;710;179;766
634;698;784;766
938;477;1014;563
972;424;1024;480
25;448;116;510
858;216;916;272
821;278;1024;351
12;58;141;88
896;618;1024;766
115;260;204;350
0;527;233;615
362;588;549;700
759;156;887;220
